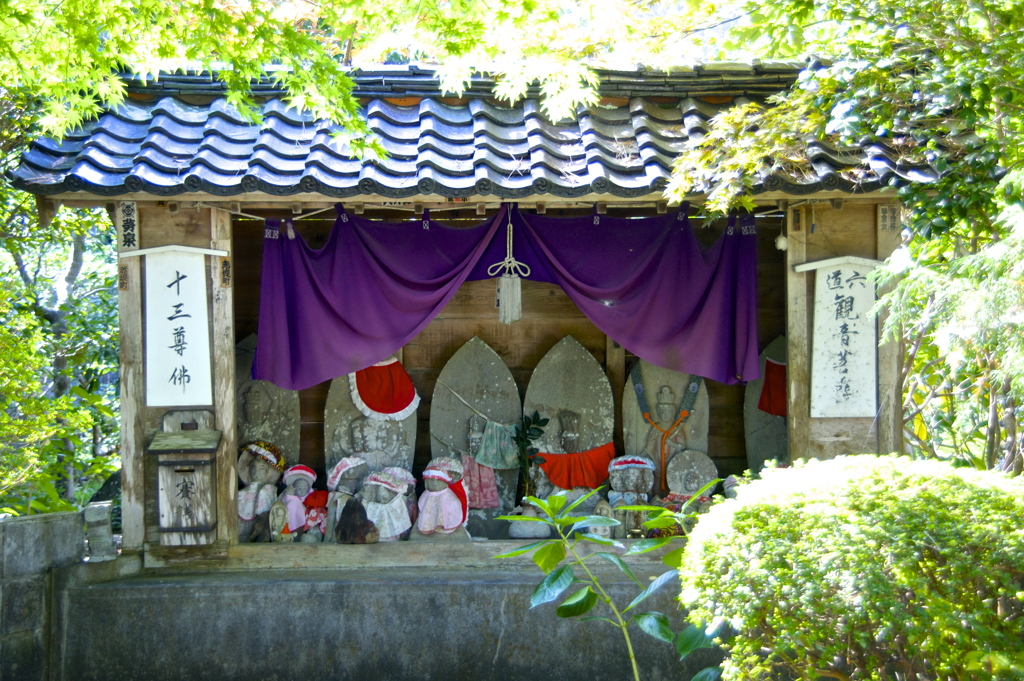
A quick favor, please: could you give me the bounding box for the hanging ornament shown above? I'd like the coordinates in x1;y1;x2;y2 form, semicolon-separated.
486;205;530;324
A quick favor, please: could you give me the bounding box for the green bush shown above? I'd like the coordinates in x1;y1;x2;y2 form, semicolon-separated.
679;455;1024;680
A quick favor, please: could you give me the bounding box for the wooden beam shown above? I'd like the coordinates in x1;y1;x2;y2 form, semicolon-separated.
786;206;811;460
117;202;146;550
46;189;895;210
210;208;238;545
876;203;903;455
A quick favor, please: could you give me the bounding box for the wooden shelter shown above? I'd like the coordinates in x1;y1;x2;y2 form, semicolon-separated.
11;64;908;565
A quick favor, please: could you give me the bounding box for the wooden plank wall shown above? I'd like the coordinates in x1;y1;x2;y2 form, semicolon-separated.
232;206;786;485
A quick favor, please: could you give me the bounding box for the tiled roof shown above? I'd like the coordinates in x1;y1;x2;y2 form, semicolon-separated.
9;65;937;199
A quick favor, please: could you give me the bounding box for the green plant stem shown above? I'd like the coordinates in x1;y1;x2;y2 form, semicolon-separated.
562;532;642;681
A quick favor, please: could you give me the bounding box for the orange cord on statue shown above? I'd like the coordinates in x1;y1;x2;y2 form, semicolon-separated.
629;362;703;492
642;409;689;492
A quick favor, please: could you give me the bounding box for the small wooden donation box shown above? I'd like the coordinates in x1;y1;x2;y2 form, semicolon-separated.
148;429;222;546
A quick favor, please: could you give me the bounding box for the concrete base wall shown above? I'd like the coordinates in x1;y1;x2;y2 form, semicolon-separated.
0;512;84;681
53;567;722;681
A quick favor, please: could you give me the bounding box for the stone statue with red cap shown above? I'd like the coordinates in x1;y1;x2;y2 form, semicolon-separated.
606;455;656;539
236;440;285;543
411;457;470;541
361;471;413;541
277;464;320;541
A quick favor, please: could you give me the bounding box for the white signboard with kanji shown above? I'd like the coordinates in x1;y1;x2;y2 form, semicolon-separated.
145;250;212;406
799;257;881;418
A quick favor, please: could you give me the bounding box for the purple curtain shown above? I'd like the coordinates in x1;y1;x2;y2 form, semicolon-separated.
253;206;505;390
253;204;759;391
496;209;761;385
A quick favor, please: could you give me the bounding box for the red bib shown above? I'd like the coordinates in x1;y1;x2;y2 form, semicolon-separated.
349;358;420;420
757;358;787;417
538;442;617;490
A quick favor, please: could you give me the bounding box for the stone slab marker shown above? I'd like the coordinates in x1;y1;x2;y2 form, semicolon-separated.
235;334;300;466
623;360;709;493
430;337;522;539
743;335;789;473
523;335;614;509
524;336;614;455
84;502;117;561
324;374;416;475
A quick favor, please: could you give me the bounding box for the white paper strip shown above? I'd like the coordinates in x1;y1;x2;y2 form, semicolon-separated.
145;250;213;406
810;264;877;418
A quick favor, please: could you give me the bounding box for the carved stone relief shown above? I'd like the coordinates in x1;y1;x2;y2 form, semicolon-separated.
430;337;522;539
235;334;300;466
622;360;709;493
522;336;614;514
324;373;416;475
523;336;614;456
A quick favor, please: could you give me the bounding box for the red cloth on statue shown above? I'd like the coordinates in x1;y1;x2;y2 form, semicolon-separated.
538;442;616;489
303;490;329;508
758;358;787;417
351;358;420;419
449;479;469;523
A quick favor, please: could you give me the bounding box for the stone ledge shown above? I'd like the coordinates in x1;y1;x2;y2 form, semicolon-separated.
143;537;683;570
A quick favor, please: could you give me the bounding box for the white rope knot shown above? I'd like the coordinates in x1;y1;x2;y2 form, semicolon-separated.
486;206;531;278
487;205;527;324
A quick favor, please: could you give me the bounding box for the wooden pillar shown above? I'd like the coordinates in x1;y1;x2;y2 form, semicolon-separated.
116;202;146;550
876;204;903;455
605;336;626;453
785;206;811;460
211;209;238;545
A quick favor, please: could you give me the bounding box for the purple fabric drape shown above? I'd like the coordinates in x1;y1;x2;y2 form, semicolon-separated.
253;206;505;390
499;209;760;384
253;203;759;391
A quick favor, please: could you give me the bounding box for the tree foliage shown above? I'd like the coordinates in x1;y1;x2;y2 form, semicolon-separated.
0;90;120;514
667;0;1024;472
0;0;723;140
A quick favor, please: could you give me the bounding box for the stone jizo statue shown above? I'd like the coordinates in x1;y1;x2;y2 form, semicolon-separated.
590;499;615;539
361;472;412;541
381;466;418;538
606;455;656;539
279;465;316;539
269;501;291;543
324;457;369;542
236;441;285;543
416;458;467;535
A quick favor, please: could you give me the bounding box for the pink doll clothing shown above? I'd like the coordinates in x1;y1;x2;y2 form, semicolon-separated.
281;493;309;532
461;454;500;509
417;488;464;534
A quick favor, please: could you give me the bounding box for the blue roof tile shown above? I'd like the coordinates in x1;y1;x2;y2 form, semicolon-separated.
9;65;925;199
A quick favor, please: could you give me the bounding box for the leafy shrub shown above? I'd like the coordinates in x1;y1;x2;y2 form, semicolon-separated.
679;455;1024;680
